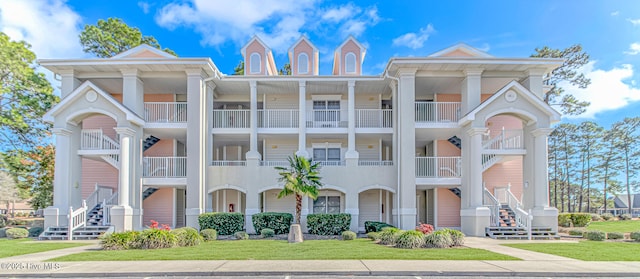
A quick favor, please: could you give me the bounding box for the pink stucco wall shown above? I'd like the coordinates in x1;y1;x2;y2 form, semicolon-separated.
142;188;174;228
293;40;314;75
437;188;461;227
341;40;362;75
245;40;266;75
81;115;119;198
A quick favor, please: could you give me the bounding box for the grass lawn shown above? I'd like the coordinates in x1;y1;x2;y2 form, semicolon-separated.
505;241;640;261
586;220;640;233
51;239;518;261
0;239;88;258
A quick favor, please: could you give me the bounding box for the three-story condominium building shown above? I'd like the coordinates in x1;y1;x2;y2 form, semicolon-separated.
39;36;562;240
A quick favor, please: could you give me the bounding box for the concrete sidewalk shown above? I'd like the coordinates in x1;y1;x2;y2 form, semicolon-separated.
1;238;639;277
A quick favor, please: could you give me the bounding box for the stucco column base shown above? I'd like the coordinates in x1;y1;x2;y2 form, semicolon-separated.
44;207;65;228
185;208;203;229
111;205;133;232
288;224;303;243
460;207;491;237
398;208;417;230
245;208;260;234
345;208;359;232
245;151;262;160
532;207;559;231
345;155;359;167
300;208;309;232
133;208;143;230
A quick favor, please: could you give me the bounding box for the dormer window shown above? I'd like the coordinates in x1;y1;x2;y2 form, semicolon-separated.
250;52;261;74
345;52;356;74
298;53;309;74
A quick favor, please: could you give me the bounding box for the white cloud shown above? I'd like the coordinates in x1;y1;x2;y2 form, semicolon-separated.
625;42;640;55
0;0;83;59
138;2;151;14
611;11;619;16
562;62;640;119
628;18;640;25
392;24;435;49
155;0;380;53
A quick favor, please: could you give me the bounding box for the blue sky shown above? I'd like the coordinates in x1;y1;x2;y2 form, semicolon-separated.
1;0;639;128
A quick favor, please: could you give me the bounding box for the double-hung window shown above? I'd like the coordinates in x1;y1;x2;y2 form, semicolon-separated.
313;147;340;163
313;100;340;126
313;196;340;214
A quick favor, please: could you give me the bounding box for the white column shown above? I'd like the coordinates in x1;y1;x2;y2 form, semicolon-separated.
296;81;308;157
531;128;558;230
247;81;261;161
460;125;491;237
345;189;359;232
244;191;260;234
523;69;547;100
461;69;483;115
45;127;80;228
466;127;486;208
345;80;358;166
121;69;144;115
397;69;417;230
59;70;81;99
185;69;206;228
112;127;136;232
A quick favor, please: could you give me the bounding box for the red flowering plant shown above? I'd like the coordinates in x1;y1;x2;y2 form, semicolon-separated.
416;223;434;235
149;220;171;231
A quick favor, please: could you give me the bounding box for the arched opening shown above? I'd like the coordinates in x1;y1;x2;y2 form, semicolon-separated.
210;188;247;214
250;52;261;74
358;188;394;229
298;52;309;74
345;52;356;74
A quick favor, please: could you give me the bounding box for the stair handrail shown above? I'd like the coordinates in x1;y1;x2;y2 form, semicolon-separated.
85;184;114;217
501;184;532;238
482;128;524;150
102;192;118;226
482;185;501;227
67;200;88;240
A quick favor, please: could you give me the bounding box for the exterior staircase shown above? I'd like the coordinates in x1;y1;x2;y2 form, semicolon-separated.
141;135;160;199
39;202;113;240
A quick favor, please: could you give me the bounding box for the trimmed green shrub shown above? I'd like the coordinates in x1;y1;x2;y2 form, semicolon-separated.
234;231;249;240
607;232;624;240
584;230;605;241
367;232;380;241
261;228;275;238
200;229;217;241
306;213;351;235
379;227;400;246
424;230;453;248
557;213;572;227
137;229;177;249
252;212;293;235
0;227;8;238
101;231;140;250
619;213;632;220
364;221;394;233
568;229;584;236
442;228;465;246
601;213;614;221
28;227;44;237
6;227;29;239
9;219;27;226
590;213;602;221
341;231;357;240
171;227;203;247
630;231;640;241
395;230;425;249
198;212;244;235
570;213;591;227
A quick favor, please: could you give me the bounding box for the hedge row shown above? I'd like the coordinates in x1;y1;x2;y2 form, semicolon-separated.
558;213;591;227
252;212;293;235
198;212;244;235
306;213;351;235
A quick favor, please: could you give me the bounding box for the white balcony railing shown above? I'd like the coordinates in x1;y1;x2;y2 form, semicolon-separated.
358;160;393;166
211;160;247;166
144;102;187;123
212;109;250;128
415;102;461;123
415;157;461;177
258;109;299;128
260;160;290;167
317;160;345;166
102;192;118;226
80;129;119;150
483;129;524;150
307;110;347;128
356;109;392;128
143;157;187;177
67;201;87;240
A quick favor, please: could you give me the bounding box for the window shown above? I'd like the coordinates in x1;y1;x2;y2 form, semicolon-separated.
313;196;340;213
345;52;356;74
313;147;340;162
298;53;309;74
250;52;261;74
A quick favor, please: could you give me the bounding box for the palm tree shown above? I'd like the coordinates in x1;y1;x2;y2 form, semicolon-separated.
275;154;323;224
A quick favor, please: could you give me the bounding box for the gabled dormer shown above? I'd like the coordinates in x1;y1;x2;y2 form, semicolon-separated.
332;36;366;76
428;43;494;58
111;44;177;59
241;35;278;76
288;36;319;76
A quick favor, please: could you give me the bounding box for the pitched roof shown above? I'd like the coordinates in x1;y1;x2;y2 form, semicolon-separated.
111;44;177;59
429;43;493;58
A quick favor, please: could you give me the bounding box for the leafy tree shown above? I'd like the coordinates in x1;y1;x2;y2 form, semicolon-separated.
233;61;244;75
279;63;291;75
598;127;623;213
531;44;591;115
275;154;323;224
2;145;54;210
0;170;20;216
576;121;603;212
0;32;58;150
610;117;640;214
79;18;176;58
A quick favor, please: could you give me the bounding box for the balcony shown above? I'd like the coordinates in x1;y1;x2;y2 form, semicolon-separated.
356;109;392;128
258;109;299;128
212;109;250;129
143;157;187;177
483;129;524;151
144;102;187;123
415;102;461;124
79;129;119;154
358;160;393;166
415;157;461;178
211;160;247;166
306;110;347;128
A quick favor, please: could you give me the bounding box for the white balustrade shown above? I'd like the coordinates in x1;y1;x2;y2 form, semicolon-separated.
494;184;531;237
67;200;87;240
356;109;392;128
85;185;113;213
415;102;461;123
143;157;187;177
415;157;461;177
212;109;250;128
483;129;524;150
306;110;346;128
358;160;394;166
258;109;299;128
260;160;290;167
483;186;501;227
80;129;119;150
316;161;345;166
102;192;118;226
211;160;247;166
144;102;187;123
